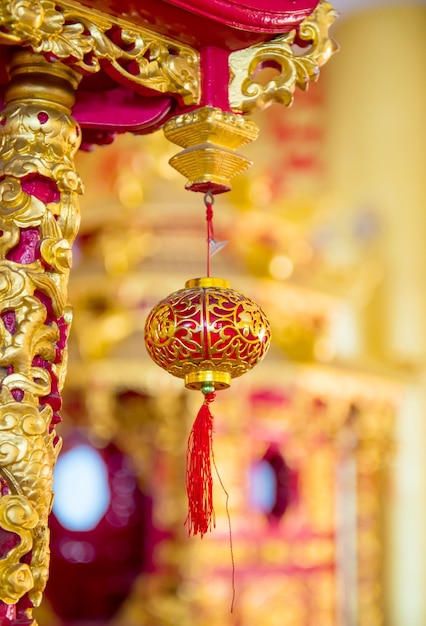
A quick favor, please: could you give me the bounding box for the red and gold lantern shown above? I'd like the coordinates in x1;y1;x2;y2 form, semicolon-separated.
144;277;270;391
144;275;271;536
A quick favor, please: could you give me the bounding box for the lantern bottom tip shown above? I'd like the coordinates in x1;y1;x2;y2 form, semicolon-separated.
185;370;231;391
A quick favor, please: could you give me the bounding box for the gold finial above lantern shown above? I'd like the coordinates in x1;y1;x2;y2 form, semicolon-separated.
163;108;259;194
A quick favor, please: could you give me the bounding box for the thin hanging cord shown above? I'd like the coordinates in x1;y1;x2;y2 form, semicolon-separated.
211;445;236;613
204;191;215;277
201;191;235;612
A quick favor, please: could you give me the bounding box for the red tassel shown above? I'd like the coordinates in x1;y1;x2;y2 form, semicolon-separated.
185;391;216;537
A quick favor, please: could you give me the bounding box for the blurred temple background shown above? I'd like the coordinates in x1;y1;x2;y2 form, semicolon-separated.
35;2;426;625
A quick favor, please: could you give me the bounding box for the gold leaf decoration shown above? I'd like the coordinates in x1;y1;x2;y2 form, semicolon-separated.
0;52;81;622
229;0;339;114
0;0;200;105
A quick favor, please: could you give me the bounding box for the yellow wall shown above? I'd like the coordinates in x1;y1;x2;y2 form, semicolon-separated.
324;6;426;624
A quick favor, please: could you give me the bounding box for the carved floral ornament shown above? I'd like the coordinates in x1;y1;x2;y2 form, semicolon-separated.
229;0;339;113
0;0;200;105
0;0;337;112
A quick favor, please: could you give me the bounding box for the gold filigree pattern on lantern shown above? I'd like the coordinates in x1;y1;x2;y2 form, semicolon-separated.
229;0;339;114
0;0;200;105
144;277;271;390
0;52;82;621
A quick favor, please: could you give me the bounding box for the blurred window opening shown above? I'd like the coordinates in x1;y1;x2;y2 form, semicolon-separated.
250;444;295;523
53;444;111;532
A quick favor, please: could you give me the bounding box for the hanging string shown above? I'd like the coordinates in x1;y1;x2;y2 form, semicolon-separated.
190;192;235;613
185;385;236;612
204;190;214;277
212;443;236;613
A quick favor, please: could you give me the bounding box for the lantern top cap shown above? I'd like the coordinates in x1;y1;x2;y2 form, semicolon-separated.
185;277;230;289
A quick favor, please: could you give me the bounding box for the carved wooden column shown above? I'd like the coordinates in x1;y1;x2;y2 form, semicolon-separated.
0;52;81;624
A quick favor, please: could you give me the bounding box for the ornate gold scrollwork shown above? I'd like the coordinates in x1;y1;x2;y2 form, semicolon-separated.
0;0;200;105
0;52;82;622
229;0;339;114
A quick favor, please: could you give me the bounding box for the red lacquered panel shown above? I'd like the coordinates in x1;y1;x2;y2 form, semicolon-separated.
77;0;320;50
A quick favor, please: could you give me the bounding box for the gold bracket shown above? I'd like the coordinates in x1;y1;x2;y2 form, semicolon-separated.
229;0;339;114
0;0;200;105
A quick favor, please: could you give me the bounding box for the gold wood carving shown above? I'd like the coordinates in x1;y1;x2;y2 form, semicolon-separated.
229;0;339;114
0;0;200;105
0;51;82;622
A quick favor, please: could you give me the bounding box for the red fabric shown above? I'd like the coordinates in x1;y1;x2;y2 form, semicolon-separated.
185;392;216;537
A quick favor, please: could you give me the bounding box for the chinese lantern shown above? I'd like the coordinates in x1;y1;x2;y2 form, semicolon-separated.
144;274;271;536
